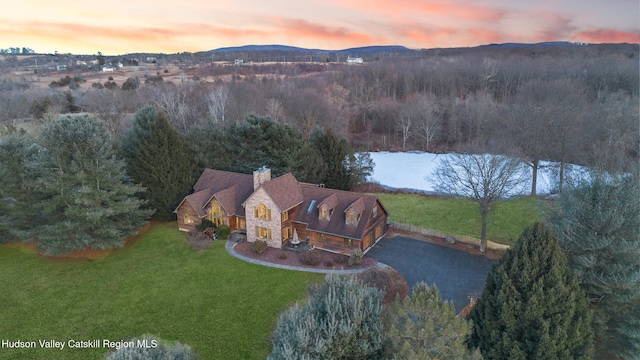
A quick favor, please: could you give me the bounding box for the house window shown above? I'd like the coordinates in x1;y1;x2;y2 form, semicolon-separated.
320;206;329;220
209;202;223;226
375;224;383;238
184;212;194;225
254;203;271;221
318;233;326;243
282;226;289;240
281;210;288;222
255;226;272;240
347;209;358;225
344;238;353;248
373;205;378;218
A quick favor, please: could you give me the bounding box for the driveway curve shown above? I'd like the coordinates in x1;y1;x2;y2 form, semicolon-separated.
366;236;495;312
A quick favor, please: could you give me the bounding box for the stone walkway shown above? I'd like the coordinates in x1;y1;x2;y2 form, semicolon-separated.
225;241;386;274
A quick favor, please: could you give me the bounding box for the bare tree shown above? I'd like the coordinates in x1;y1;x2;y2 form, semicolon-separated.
205;86;229;124
431;153;526;251
414;95;442;151
80;88;144;136
265;98;284;123
397;106;413;149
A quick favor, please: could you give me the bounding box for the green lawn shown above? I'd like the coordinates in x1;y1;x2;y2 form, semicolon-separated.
0;223;323;360
376;193;547;246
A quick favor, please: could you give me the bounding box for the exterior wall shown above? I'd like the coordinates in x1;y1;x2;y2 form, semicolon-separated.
310;231;362;255
244;187;282;248
175;202;199;232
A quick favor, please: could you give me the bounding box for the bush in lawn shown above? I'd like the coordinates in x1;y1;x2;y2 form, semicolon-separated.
105;334;197;360
196;219;216;232
357;267;409;304
268;275;385;360
251;240;268;254
188;232;212;251
300;249;321;266
348;248;363;267
215;225;230;240
278;252;287;260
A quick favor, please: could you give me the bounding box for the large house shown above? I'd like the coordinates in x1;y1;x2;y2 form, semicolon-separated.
174;167;388;255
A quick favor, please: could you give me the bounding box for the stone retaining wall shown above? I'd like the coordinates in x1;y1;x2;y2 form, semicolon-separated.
388;222;510;251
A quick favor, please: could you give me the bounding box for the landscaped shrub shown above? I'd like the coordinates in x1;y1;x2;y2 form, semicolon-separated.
188;232;212;251
105;334;197;360
324;260;334;267
196;219;216;232
215;225;231;240
278;252;287;260
202;227;216;238
300;250;321;266
357;267;409;304
269;275;385;359
334;254;347;264
348;248;363;267
251;240;268;254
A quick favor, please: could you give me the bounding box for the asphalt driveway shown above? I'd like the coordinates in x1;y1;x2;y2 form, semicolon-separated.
366;236;495;312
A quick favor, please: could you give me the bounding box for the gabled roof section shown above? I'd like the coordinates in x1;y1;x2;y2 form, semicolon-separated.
175;168;254;217
260;173;304;211
345;197;366;214
318;194;338;210
206;186;237;215
292;185;385;240
179;188;216;218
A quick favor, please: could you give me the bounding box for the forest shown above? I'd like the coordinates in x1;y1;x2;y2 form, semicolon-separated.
0;43;638;194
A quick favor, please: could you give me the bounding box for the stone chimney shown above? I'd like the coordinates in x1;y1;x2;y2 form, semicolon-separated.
253;166;271;190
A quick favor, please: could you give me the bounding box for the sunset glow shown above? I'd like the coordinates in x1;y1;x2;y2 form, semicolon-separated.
1;0;638;55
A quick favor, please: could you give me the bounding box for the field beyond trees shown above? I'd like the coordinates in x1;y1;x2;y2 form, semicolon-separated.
376;193;545;246
0;223;323;360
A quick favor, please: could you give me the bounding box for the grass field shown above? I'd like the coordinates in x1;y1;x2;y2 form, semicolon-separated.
0;223;323;360
376;193;547;246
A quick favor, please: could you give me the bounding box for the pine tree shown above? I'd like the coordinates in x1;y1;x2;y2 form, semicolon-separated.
468;222;594;359
269;275;385;360
0;132;47;241
122;106;197;220
384;282;482;360
547;176;640;359
30;115;153;255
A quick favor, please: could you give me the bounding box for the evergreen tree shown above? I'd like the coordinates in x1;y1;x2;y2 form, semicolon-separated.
310;127;373;190
269;275;385;360
30;115;152;255
384;282;482;360
547;176;640;359
122;106;198;220
468;222;594;359
188;114;324;182
0;132;46;241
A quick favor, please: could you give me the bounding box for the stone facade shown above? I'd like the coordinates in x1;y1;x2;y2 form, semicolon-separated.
244;187;283;248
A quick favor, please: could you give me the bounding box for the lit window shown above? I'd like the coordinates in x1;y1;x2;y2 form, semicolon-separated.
209;202;223;226
184;212;194;225
344;238;353;248
255;226;272;240
254;203;271;220
347;210;358;225
281;211;288;222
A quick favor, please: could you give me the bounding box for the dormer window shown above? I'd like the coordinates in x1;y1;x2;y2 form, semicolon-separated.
347;209;359;226
320;205;331;221
373;205;378;218
184;212;194;225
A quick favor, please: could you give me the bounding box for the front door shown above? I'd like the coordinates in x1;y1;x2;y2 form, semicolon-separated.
237;217;246;230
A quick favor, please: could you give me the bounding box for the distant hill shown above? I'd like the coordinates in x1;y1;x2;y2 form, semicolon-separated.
478;41;577;48
208;45;412;55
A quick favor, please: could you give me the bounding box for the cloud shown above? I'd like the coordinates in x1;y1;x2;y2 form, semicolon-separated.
572;28;640;43
268;17;382;47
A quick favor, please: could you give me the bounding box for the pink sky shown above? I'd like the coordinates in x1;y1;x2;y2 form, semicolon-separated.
1;0;638;55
